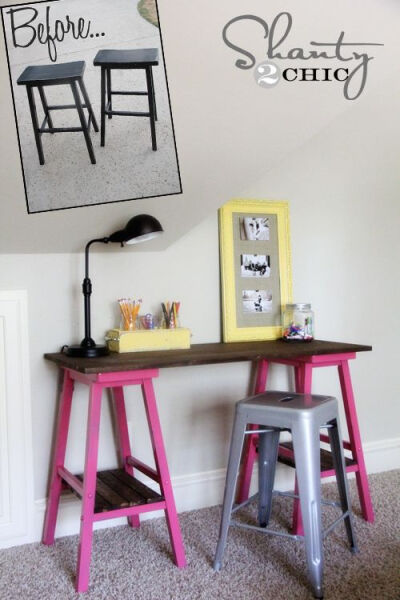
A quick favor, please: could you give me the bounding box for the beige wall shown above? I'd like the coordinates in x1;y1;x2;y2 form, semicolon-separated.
0;0;399;508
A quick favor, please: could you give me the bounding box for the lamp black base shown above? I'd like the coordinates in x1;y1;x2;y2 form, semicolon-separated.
64;344;109;358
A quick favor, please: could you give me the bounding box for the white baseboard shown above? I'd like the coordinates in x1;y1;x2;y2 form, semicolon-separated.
30;436;399;544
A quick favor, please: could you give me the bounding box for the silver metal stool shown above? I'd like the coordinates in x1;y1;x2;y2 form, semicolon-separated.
213;391;358;599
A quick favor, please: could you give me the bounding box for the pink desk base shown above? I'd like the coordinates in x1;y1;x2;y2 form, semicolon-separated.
42;368;186;593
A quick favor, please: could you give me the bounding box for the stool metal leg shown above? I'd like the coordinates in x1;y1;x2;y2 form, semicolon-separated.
70;81;96;164
214;408;248;571
26;86;45;165
258;427;280;527
112;386;140;529
142;378;186;568
237;359;269;504
291;362;313;536
42;370;74;545
149;66;157;121
76;382;102;593
38;85;54;132
145;66;157;151
328;418;358;552
292;421;324;599
78;78;99;133
106;69;112;119
100;67;106;146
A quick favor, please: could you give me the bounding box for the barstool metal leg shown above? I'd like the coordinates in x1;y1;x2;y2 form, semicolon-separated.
38;85;54;132
237;359;269;504
100;67;106;146
146;66;157;151
70;81;96;165
291;361;313;536
258;428;280;527
106;69;112;119
78;78;99;133
112;386;140;529
26;86;45;165
292;421;324;599
76;383;102;593
214;408;248;571
328;418;358;552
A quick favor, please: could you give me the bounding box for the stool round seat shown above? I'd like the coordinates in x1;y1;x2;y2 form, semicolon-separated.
93;48;158;68
214;390;358;599
17;61;86;86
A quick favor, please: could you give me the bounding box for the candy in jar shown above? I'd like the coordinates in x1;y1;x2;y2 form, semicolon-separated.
282;303;314;341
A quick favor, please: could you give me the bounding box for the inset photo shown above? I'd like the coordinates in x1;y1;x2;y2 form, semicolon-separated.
1;0;182;213
242;290;272;313
241;254;270;278
240;216;270;241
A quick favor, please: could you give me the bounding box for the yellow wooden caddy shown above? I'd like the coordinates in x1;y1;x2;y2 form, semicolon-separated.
105;328;191;353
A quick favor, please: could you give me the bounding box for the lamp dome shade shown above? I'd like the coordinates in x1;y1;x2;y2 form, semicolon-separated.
109;214;163;245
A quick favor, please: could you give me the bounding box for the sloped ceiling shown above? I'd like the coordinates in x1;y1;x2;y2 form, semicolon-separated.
0;0;397;252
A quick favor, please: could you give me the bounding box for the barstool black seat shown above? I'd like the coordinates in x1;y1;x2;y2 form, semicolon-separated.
93;49;158;69
17;61;86;86
93;48;159;151
17;60;98;165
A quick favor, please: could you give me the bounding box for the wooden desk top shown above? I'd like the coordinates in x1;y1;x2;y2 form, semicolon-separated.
45;339;372;374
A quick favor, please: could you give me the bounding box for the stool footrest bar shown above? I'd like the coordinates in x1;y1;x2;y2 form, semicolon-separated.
323;511;350;538
230;519;302;541
40;127;85;133
58;467;84;496
231;492;259;514
126;456;160;482
110;90;148;96
105;109;151;117
47;104;89;111
244;428;277;435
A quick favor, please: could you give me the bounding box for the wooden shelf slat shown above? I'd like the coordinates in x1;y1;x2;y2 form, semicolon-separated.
277;441;356;472
68;469;164;513
108;469;161;501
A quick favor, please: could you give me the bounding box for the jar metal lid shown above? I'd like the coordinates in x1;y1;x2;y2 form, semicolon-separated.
285;303;312;310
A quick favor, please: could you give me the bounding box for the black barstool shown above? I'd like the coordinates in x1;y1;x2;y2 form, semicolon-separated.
93;48;159;151
17;61;98;165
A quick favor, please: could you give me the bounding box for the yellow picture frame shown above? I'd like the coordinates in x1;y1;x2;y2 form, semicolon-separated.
219;199;292;342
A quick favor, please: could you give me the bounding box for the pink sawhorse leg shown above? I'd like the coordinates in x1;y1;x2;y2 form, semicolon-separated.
113;386;140;529
338;360;374;522
142;378;186;567
42;370;74;545
76;382;103;592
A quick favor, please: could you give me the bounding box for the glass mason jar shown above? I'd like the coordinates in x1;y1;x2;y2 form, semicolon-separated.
282;303;314;341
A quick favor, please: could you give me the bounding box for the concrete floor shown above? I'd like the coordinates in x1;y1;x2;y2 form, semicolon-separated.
3;0;181;213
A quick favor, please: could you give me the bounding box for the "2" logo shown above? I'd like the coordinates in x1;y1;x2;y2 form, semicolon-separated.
254;61;280;88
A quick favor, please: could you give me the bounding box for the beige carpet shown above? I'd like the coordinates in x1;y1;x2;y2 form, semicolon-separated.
0;470;399;600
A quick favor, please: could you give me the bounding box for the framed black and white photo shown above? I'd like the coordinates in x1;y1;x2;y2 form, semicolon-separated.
240;254;271;278
219;199;292;342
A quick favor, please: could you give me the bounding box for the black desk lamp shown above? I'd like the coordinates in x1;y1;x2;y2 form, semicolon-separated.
64;214;163;358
